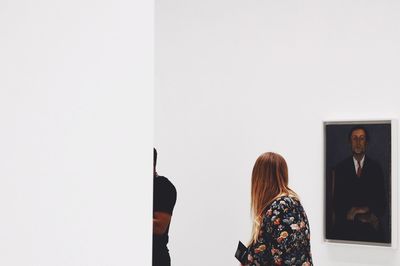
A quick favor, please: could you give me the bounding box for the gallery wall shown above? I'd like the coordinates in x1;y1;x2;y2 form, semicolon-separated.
0;0;153;265
155;0;400;265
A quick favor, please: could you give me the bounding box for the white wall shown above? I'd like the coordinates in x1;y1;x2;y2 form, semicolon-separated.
155;0;400;265
0;0;153;265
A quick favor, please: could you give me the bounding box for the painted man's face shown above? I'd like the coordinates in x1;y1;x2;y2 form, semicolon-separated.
351;129;367;156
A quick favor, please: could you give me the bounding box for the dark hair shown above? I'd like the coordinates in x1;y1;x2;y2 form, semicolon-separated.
348;126;369;142
154;148;157;167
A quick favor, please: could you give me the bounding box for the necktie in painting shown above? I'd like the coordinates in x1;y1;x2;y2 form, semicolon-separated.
356;160;362;177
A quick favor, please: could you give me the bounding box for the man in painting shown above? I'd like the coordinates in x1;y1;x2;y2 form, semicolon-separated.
153;148;177;266
332;126;386;243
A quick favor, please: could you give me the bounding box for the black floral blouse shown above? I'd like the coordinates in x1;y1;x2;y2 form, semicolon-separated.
244;196;313;266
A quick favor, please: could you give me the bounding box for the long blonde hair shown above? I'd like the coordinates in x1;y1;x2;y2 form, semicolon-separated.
249;152;298;244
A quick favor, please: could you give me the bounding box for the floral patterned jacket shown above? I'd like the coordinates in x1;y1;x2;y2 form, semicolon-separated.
244;196;313;266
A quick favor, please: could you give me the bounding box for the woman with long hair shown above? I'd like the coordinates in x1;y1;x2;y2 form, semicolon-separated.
243;152;313;266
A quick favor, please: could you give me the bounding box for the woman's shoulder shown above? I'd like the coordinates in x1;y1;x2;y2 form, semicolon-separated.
270;195;300;209
262;195;308;228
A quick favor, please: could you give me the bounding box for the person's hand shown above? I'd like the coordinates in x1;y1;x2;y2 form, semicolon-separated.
346;206;370;221
355;212;379;230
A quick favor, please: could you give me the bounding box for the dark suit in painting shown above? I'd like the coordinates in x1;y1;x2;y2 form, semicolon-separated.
332;156;386;243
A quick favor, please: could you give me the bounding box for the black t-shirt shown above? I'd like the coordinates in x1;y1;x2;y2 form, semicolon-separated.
153;175;177;252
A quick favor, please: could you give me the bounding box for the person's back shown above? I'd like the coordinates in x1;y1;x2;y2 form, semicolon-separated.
240;152;313;266
245;195;312;265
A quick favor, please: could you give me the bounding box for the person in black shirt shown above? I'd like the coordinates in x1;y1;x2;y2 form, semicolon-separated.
332;126;386;242
153;148;177;266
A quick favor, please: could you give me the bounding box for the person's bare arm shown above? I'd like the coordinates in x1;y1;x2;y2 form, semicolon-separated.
153;212;172;235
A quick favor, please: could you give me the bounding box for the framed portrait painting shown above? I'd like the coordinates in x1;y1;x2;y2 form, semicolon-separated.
324;120;396;247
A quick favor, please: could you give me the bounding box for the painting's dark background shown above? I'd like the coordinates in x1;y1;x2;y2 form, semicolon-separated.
325;122;391;243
